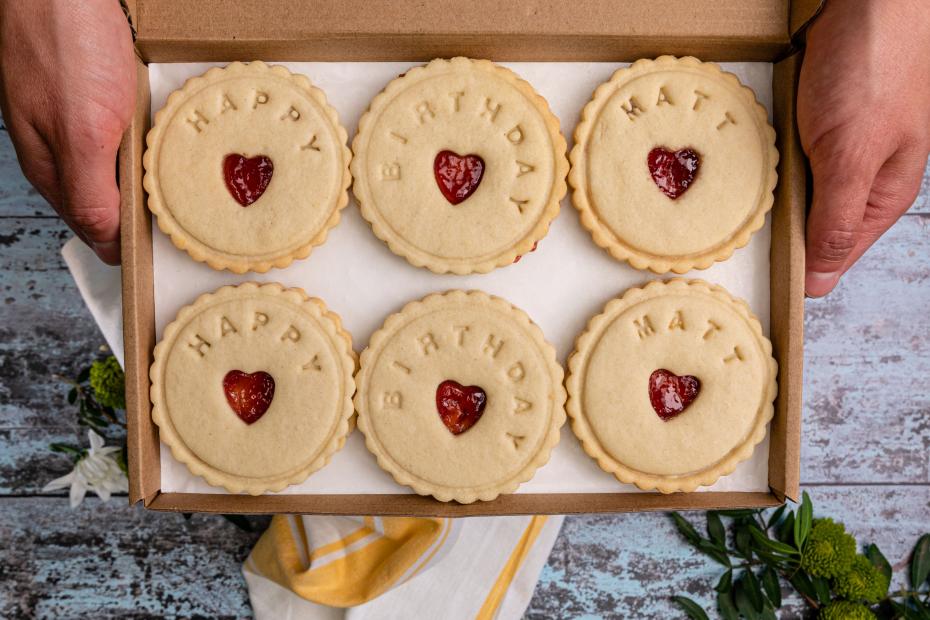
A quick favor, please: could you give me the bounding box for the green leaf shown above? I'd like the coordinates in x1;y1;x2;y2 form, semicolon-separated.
77;365;91;383
745;570;765;612
778;512;795;544
767;504;787;530
717;509;758;518
734;573;762;619
760;597;778;620
749;526;800;556
67;387;77;404
717;589;740;620
716;569;733;593
222;514;254;532
672;596;709;620
117;446;129;476
879;599;908;620
707;512;727;548
918;601;930;620
735;525;753;558
910;534;930;590
904;597;930;620
751;547;789;567
695;540;732;567
794;491;813;549
865;543;893;584
49;443;84;462
760;566;782;608
811;575;832;604
671;512;701;546
49;442;81;454
788;571;818;602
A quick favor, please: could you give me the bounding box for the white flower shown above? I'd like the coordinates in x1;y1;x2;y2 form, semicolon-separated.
43;430;128;508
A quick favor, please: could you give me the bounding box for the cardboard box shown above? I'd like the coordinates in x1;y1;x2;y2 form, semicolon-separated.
120;0;822;515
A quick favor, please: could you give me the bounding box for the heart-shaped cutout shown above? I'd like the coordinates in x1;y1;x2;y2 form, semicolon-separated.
436;380;487;435
647;147;700;199
648;369;700;421
223;370;275;424
434;150;484;205
223;153;274;206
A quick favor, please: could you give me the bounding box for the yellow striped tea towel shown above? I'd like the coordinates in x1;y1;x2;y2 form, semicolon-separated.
244;515;563;619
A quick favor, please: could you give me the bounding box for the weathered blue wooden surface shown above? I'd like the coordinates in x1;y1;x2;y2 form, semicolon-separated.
1;111;929;617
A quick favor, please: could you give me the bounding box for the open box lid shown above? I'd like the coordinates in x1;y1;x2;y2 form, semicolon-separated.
122;0;824;62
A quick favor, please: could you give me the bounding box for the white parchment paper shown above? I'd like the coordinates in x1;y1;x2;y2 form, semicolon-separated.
150;61;773;495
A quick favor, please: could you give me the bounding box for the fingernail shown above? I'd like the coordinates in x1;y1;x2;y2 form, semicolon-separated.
805;271;839;298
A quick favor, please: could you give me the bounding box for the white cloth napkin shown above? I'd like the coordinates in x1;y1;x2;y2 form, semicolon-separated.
61;236;564;619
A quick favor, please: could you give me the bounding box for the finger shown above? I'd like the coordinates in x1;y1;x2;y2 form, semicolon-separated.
52;108;124;265
838;144;928;275
2;112;63;210
804;125;893;297
4;116;111;250
2;106;98;249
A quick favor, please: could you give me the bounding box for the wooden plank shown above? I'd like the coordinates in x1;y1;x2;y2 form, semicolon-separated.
0;428;121;495
0;497;264;618
528;485;930;618
802;215;930;484
0;217;71;272
0;486;925;617
0;217;106;430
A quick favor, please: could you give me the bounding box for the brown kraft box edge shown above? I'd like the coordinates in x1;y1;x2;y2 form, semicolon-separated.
121;0;817;514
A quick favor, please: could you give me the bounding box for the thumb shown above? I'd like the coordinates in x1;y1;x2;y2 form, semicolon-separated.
804;126;888;297
54;116;123;265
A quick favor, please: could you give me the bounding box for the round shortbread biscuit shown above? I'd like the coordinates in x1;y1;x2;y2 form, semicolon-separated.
143;61;351;273
570;56;778;273
150;282;355;494
566;279;777;493
352;58;568;274
355;290;565;503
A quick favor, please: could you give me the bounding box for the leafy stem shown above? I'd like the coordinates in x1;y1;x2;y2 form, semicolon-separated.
671;492;930;620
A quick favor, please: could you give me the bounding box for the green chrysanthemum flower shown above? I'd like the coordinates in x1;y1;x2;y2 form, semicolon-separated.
818;600;876;620
801;518;857;578
833;555;889;603
89;356;125;410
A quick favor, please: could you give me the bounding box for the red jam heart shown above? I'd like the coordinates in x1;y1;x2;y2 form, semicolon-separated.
436;380;487;435
223;153;274;206
434;150;484;205
647;147;700;199
222;370;275;424
648;369;701;421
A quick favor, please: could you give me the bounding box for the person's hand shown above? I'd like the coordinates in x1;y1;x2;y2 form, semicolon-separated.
0;0;136;264
798;0;930;297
